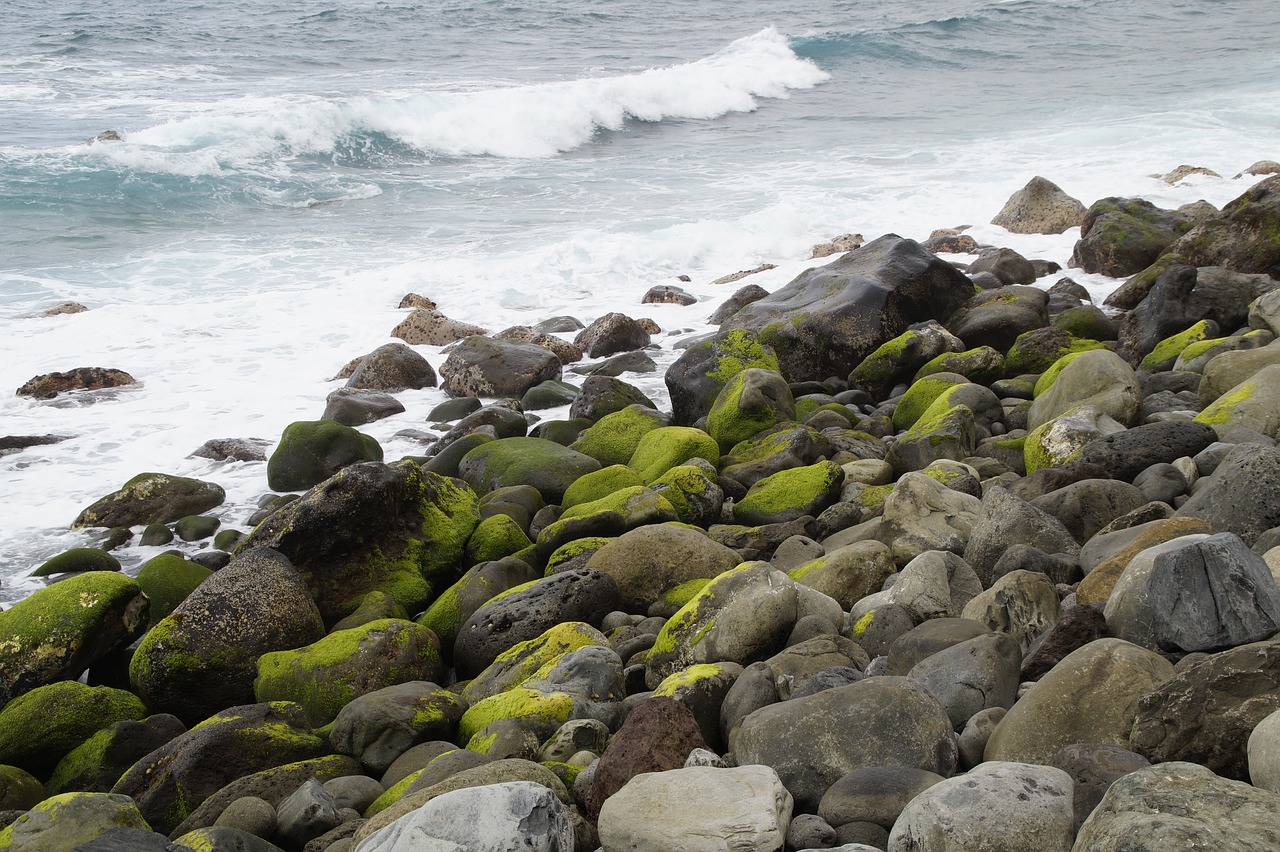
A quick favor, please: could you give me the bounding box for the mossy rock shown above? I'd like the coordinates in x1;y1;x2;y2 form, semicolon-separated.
583;523;743;612
1023;406;1122;473
331;590;410;632
520;379;579;411
1140;319;1220;371
1033;350;1092;397
0;791;151;850
72;472;226;529
649;463;725;527
628;426;720;483
456;687;577;746
534;486;678;559
45;714;187;797
530;417;593;446
212;528;244;551
1193;366;1280;439
561;465;645;510
174;515;220;542
569;405;669;467
720;423;834;491
914;346;1004;385
0;681;146;777
30;547;120;578
733;460;844;526
266;420;383;493
664;328;783;426
134;553;213;627
568;375;657;422
464;513;533;564
110;701;327;835
887;393;977;475
415;556;540;650
139;523;174;546
254;619;443;725
1071;196;1196;277
705;368;797;454
545;537;615;575
462;621;611;705
0;571;149;703
1004;327;1107;376
234;461;480;623
458;437;601;505
1052;305;1119;341
892;372;969;432
0;765;42;811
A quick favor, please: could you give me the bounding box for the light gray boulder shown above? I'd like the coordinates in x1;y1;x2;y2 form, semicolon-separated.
907;631;1021;729
596;765;793;852
960;570;1060;653
886;550;983;622
1028;349;1142;430
1248;708;1280;793
887;762;1075;852
876;473;981;567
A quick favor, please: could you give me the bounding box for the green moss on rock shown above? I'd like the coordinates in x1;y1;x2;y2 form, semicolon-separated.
135;553;212;627
1140;319;1217;371
0;681;145;776
561;465;645;509
569;404;668;467
628;426;720;482
464;513;533;564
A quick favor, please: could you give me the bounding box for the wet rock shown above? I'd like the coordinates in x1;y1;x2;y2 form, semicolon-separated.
73;472;226;528
266;420;382;492
1069;197;1196;277
345;342;437;391
16;367;137;400
390;307;484;346
439;335;562;398
574;312;652;358
665;329;781;426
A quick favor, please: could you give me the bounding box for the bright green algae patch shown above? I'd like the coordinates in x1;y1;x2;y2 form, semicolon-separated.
464;513;532;564
892;375;966;431
562;465;645;509
1034;350;1092;397
705;329;782;386
569;404;668;467
0;681;146;775
628;426;720;482
456;687;575;744
135;553;212;627
1194;380;1260;427
1140;319;1217;370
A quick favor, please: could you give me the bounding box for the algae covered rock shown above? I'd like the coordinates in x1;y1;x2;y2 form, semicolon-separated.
1069;197;1196;277
945;285;1049;353
534;485;678;559
458;436;601;504
1029;348;1142;430
463;512;532;564
720;422;833;490
415;556;539;651
0;570;149;704
266;419;383;492
29;547;120;577
733;460;844;526
72;472;225;528
649;462;725;526
45;713;187;797
330;682;467;775
568;375;656;422
111;701;327;835
568;403;669;467
0;792;152;851
627;425;719;482
129;548;325;724
254;618;443;724
665;328;782;426
584;524;742;612
133;552;212;627
705;367;796;454
0;681;146;777
719;234;974;383
848;320;965;399
235;460;480;622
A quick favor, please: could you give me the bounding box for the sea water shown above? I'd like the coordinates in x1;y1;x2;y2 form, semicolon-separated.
2;0;1278;602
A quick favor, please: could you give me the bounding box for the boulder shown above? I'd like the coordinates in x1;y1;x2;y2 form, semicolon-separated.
990;176;1086;235
574;312;651;358
962;487;1079;586
416;556;540;650
569;404;669;467
707;284;769;325
0;571;149;704
584;524;742;612
984;638;1174;765
1105;532;1280;654
568;375;656;422
495;326;582;365
945;286;1048;353
355;780;575;852
906;632;1022;729
628;426;720;482
847;321;965;400
1164;173;1280;276
254;619;443;724
960;569;1060;653
1047;743;1151;834
1248;708;1280;793
664;329;781;426
0;681;145;777
16;367;136;400
111;702;326;835
30;547;121;577
345;342;436;391
789;540;896;611
1074;420;1217;481
1028;349;1142;430
72;473;226;528
1077;517;1215;605
234;461;480;622
705;368;796;455
1129;637;1280;779
438;336;562;398
458;436;600;504
1029;478;1147;544
1198;339;1280;405
1073;761;1280;851
818;765;946;830
1195;362;1280;439
45;714;188;797
266;420;382;492
1175;443;1280;546
0;792;151;850
884;550;983;621
597;765;793;852
329;682;467;776
719;234;975;383
876;474;982;567
1069;197;1195;277
129;548;325;724
886;762;1075;852
732;676;958;812
389;307;484;346
321;388;405;426
734;461;844;526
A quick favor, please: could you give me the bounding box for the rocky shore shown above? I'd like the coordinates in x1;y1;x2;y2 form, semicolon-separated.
2;167;1280;851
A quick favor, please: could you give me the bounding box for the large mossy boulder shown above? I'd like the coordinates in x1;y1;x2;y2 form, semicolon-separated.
628;426;720;482
30;547;120;577
0;681;146;778
847;320;964;399
235;461;480;623
718;234;974;383
111;701;327;835
568;404;669;467
72;473;225;528
133;553;212;627
733;460;844;526
720;423;832;491
438;336;562;399
129;548;325;725
416;557;541;652
583;524;742;612
0;571;148;705
1163;173;1280;276
266;420;383;492
705;368;796;454
254;619;444;724
664;329;782;426
458;437;601;504
0;791;152;850
1069;197;1197;277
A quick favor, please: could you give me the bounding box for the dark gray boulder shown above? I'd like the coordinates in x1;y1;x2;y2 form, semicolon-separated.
346;342;436;392
321;388;405;426
964;247;1037;286
1075;420;1218;482
438;336;562;398
719;234;974;383
1070;197;1196;277
568;375;656;422
1175;443;1280;546
574;312;651;358
73;473;226;529
1030;478;1148;545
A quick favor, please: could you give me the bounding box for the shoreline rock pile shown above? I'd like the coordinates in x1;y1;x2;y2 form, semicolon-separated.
4;170;1280;851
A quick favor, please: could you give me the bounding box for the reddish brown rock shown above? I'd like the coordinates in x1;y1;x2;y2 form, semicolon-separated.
17;367;137;399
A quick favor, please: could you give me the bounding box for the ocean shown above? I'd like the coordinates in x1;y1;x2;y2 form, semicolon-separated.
2;0;1278;603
